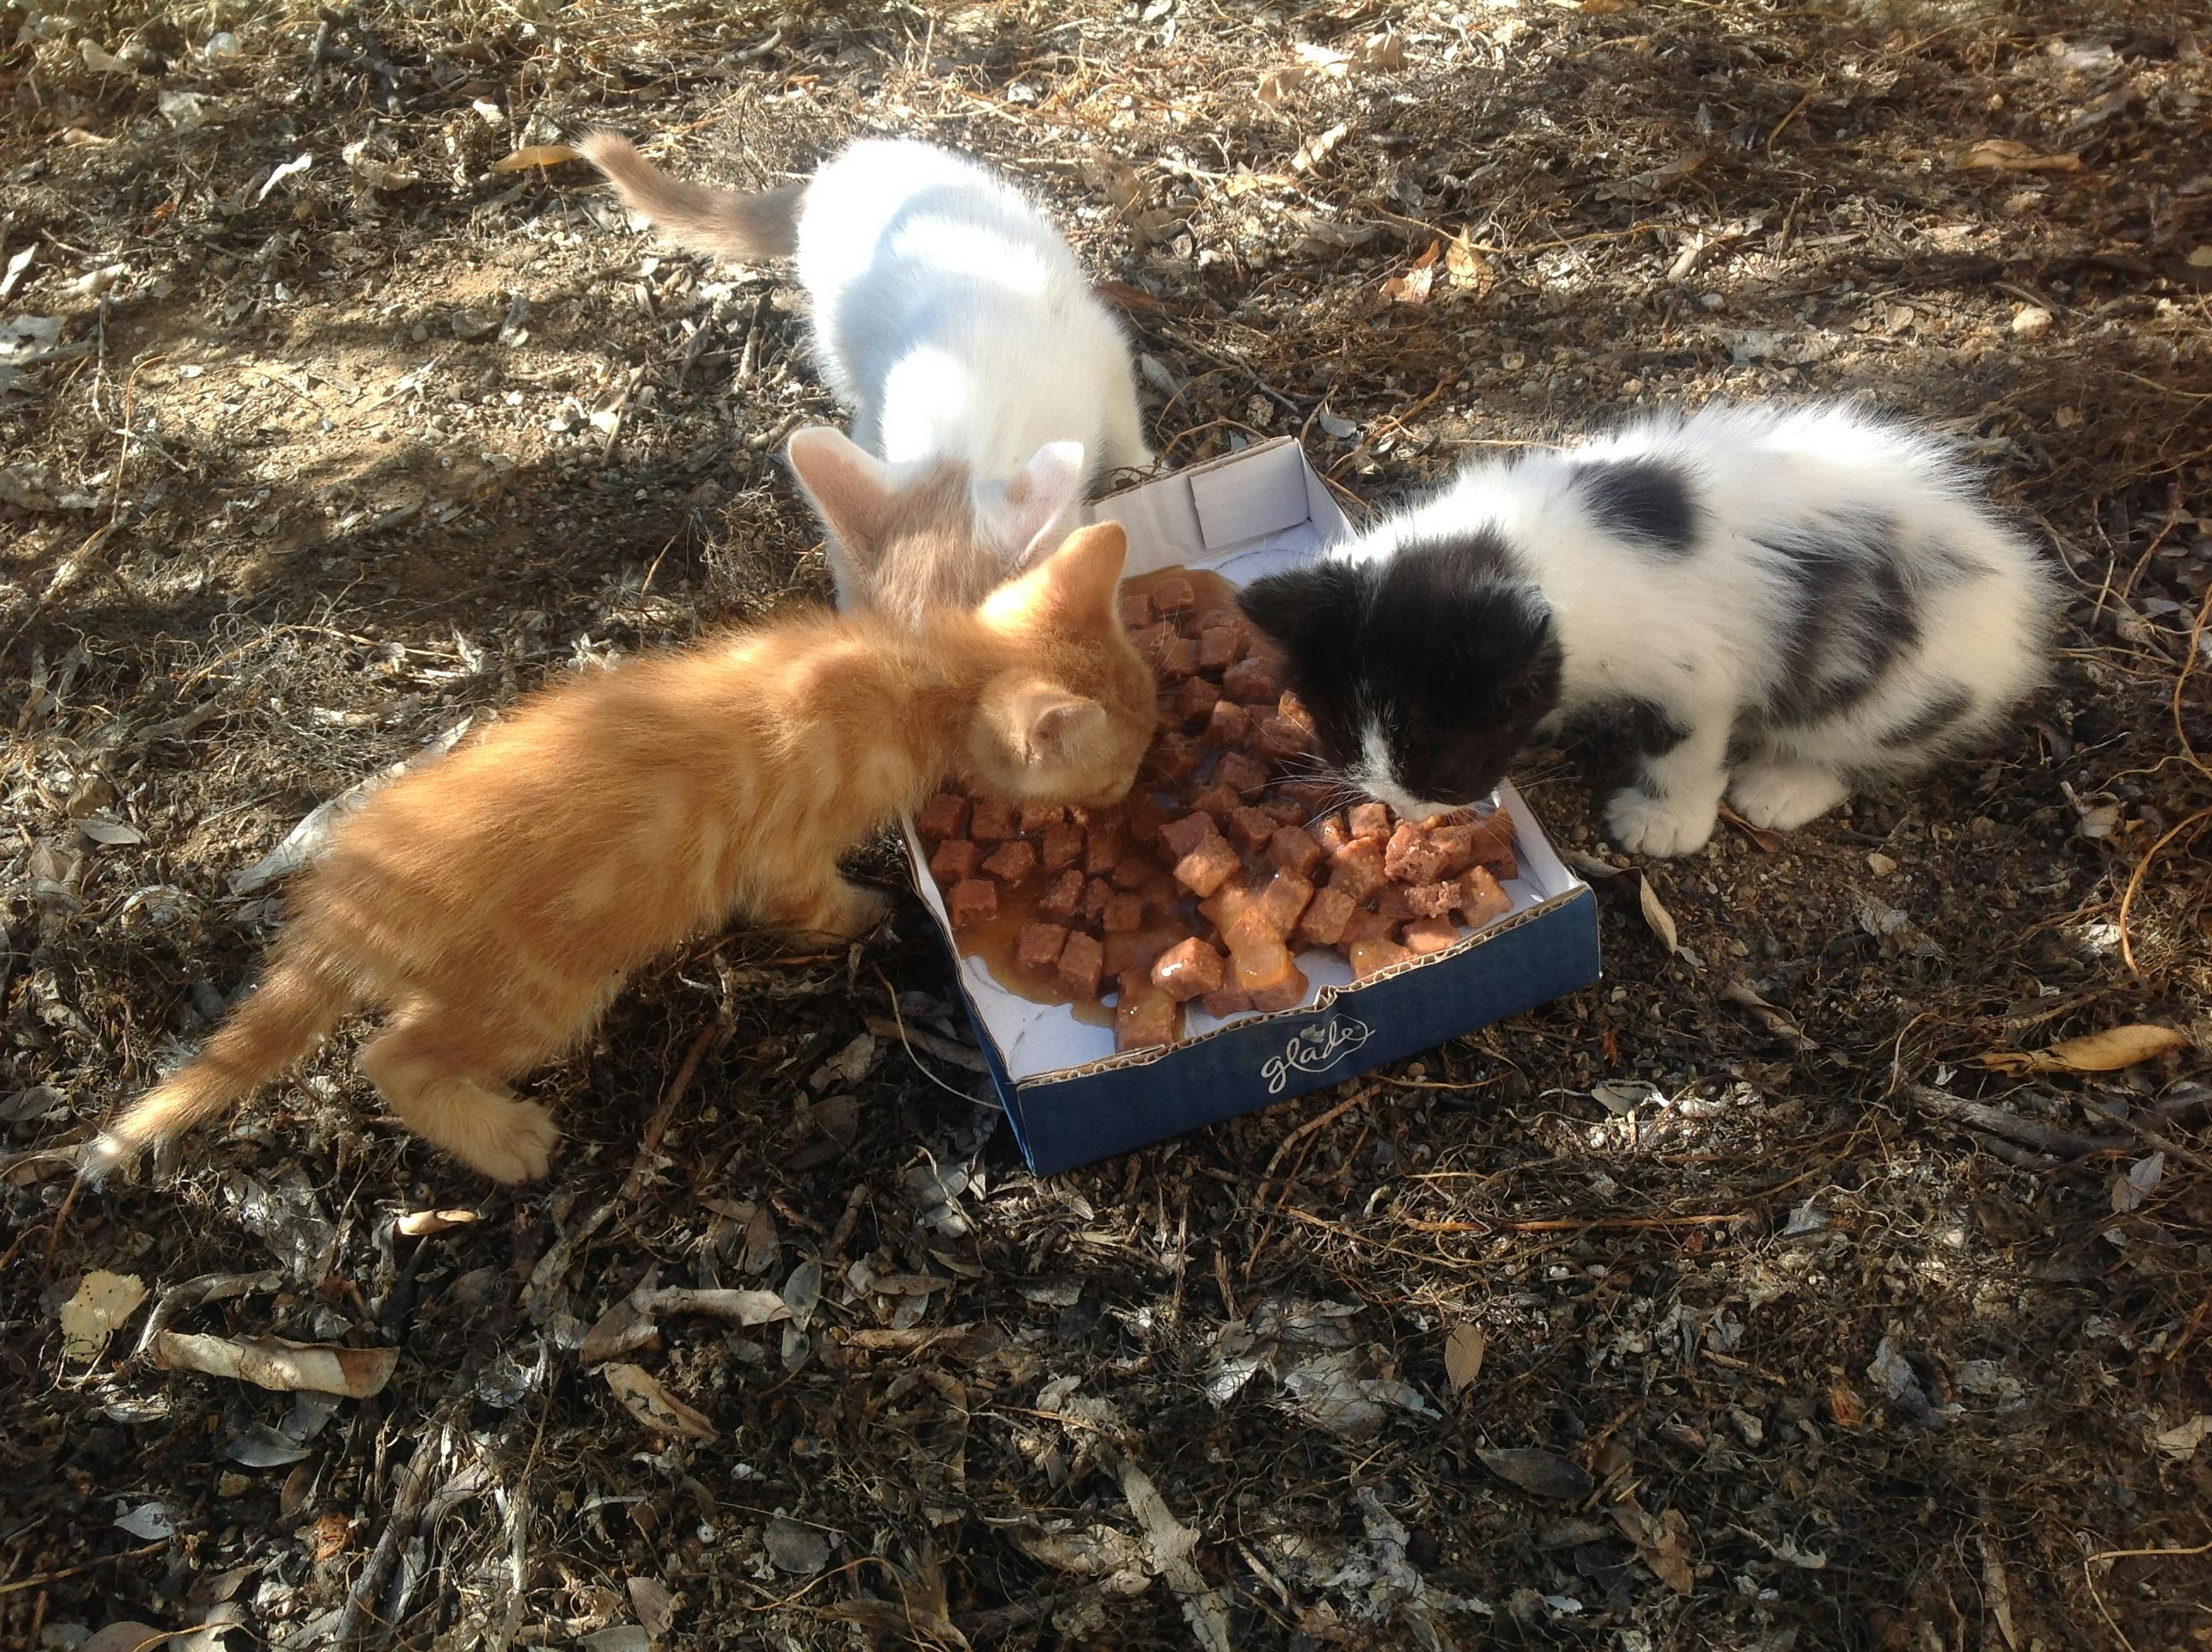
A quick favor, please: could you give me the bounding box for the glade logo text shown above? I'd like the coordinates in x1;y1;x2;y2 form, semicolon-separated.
1260;1015;1374;1095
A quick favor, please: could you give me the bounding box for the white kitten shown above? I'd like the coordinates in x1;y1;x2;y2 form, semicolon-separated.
581;132;1151;619
1237;403;2061;856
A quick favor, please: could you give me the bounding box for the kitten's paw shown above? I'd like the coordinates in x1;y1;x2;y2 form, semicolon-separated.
463;1099;559;1184
1729;765;1851;833
1606;788;1719;858
813;883;891;940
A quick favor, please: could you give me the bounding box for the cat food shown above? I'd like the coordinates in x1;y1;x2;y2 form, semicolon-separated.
922;565;1521;1053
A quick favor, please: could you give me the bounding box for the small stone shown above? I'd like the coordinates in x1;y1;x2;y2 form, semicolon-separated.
1729;1406;1766;1448
218;1472;253;1498
1969;817;1997;841
1866;852;1897;876
2010;304;2053;339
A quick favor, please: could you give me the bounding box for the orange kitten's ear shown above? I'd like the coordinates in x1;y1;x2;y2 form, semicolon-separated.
982;441;1088;573
1033;521;1131;618
1010;685;1109;767
787;426;893;562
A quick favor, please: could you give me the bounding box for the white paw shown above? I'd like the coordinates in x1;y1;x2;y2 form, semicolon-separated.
466;1099;559;1184
1606;788;1718;858
1729;765;1851;833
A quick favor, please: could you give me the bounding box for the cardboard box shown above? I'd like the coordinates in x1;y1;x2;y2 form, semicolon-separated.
903;437;1603;1173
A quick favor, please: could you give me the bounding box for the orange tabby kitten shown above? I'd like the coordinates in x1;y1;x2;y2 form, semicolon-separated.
96;523;1150;1184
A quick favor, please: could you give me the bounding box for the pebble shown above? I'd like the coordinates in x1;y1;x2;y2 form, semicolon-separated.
2011;305;2054;339
1866;852;1897;876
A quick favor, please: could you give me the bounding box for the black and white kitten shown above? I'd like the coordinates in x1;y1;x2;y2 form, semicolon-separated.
1238;403;2059;857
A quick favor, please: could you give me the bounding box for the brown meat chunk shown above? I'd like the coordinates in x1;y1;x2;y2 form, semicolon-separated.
1149;573;1196;614
1328;839;1388;903
917;793;970;842
1255;716;1312;762
1082;876;1115;926
1084;823;1125;877
1402;916;1459;956
1197;625;1242;672
1276;779;1336;807
1267;826;1324;879
1337;908;1395;947
1173;834;1243;898
1103;893;1146;934
1383;821;1447;884
1254;869;1315;939
1309;813;1351;856
1056;931;1105;1000
1037;868;1086;921
1294;886;1356;947
1481;845;1519;882
1200;980;1253;1019
1158;811;1220;860
1214;752;1272;796
1155;637;1200;683
1141;731;1202;782
1405;881;1458;919
1198;877;1254;936
1110;850;1161;892
1347;936;1413;981
1277;689;1316;733
946;878;998;929
1374;884;1415;924
1115;973;1183;1053
1040;821;1085;873
1232;935;1310;1014
1103;929;1178;980
1224;805;1279;854
1259;798;1307;828
1019;802;1066;833
1175;676;1221;728
929;839;979;884
1348;802;1393;841
1221;655;1278;703
1457;866;1512;927
1202;698;1253;749
1016;922;1070;974
981;839;1038;883
1117;588;1155;629
1131;620;1176;660
969;800;1016;844
1192;780;1243;819
1151;937;1226;1002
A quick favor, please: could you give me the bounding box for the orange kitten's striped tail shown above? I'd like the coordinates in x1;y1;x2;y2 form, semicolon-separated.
89;954;354;1179
579;131;803;262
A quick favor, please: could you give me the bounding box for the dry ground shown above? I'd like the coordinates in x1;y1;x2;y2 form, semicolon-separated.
3;1;2210;1648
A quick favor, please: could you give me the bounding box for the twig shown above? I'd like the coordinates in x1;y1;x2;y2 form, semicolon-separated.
863;1013;987;1073
1901;1085;2128;1159
0;1540;166;1597
2083;1537;2212;1652
2083;1098;2212;1179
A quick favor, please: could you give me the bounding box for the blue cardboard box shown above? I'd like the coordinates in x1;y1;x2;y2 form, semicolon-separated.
903;438;1604;1173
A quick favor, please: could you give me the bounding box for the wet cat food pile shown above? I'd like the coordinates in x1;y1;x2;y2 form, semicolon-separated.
918;567;1520;1055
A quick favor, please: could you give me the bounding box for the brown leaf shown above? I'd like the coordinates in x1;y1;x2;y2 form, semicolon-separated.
310;1509;353;1562
395;1207;477;1237
1716;800;1782;852
1381;239;1441;305
1598;148;1707;202
1639;874;1679;955
1977;1024;2188;1075
602;1363;716;1440
1444;1323;1487;1393
152;1331;396;1398
1292;122;1351;175
1827;1382;1865;1429
1479;1446;1594;1500
492;143;582;173
1443;229;1495;294
1953;139;2083;174
1722;979;1816;1050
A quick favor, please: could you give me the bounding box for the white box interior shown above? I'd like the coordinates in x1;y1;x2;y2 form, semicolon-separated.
903;439;1584;1084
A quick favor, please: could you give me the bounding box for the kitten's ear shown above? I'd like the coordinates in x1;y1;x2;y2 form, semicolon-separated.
986;440;1089;570
786;426;893;559
1009;684;1109;768
1237;562;1363;655
1031;521;1131;619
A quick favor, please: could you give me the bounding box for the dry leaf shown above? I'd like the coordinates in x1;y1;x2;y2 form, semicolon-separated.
493;143;583;173
1828;1382;1866;1428
1614;1500;1692;1593
395;1207;477;1237
1722;979;1816;1050
1444;1323;1487;1393
602;1363;716;1439
153;1331;396;1398
1479;1446;1594;1501
1598;148;1707;202
1381;239;1441;305
1977;1023;2188;1074
60;1270;148;1363
1639;875;1679;955
1443;229;1494;294
1953;139;2083;173
1292;122;1351;175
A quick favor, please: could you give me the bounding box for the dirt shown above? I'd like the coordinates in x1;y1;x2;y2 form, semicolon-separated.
3;2;2209;1649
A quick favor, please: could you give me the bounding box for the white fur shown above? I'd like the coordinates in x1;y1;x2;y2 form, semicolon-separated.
1339;403;2059;852
792;139;1152;571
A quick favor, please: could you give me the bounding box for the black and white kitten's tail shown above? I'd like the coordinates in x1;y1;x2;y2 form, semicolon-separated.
579;132;803;262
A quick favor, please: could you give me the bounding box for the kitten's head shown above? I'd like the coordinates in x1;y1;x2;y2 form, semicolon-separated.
787;426;1087;622
963;521;1154;807
1237;535;1563;816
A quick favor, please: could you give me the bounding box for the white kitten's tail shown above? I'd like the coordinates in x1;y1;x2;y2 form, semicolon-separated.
89;953;354;1180
579;131;802;262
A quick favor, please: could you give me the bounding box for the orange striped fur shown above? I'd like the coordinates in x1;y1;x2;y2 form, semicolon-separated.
97;523;1150;1183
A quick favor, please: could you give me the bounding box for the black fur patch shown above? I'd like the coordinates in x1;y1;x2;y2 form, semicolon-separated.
1757;510;1919;728
1617;696;1691;757
1237;530;1562;809
1576;458;1698;554
1879;683;1976;749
